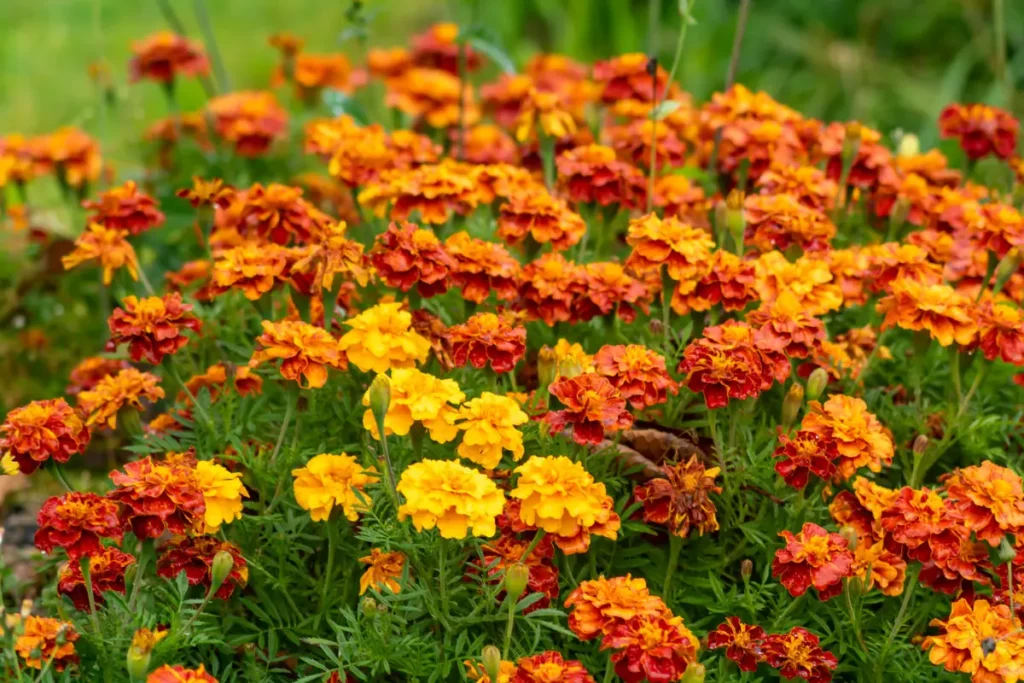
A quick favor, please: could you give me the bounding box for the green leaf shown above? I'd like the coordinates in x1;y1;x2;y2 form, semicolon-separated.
469;37;517;74
651;100;683;120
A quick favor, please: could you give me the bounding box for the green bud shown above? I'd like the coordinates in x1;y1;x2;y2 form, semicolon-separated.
781;383;804;430
210;550;234;596
999;536;1017;564
897;133;920;158
681;662;706;683
839;525;858;551
481;645;503;682
993;249;1021;296
361;597;378;616
537;346;557;387
368;373;392;428
740;559;753;581
126;648;152;682
504;564;530;602
806;368;829;402
725;189;746;249
912;434;929;457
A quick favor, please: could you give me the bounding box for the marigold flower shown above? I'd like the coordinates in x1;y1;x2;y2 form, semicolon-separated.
744;193;836;253
129;30;209;83
371;221;454;297
447;312;526;375
206;91;289;157
157;535;248;599
971;301;1024;365
594;52;670;103
443;231;520;303
410;23;481;74
707;617;766;672
773;522;854;600
515;87;578;142
755;163;837;211
635;456;721;538
216;182;331;245
78;368;164;429
545;372;633;445
359;162;480;225
593;344;677;410
511;455;620;554
359;548;405;594
511;651;595;683
867;242;944;293
109;456;205;538
452;124;519;165
129;627;168;659
800;394;894;481
754;251;843;316
148;665;219;683
880;486;966;562
565;575;666;640
291;453;377;522
107;293;201;364
57;546;135;610
557;144;645;208
34;491;123;560
498;190;586;252
207;242;287;300
761;627;838;683
773;430;839;490
385;67;479;129
519;253;587;326
361;367;464;443
281;52;357;102
671;249;757;315
66;357;130;396
942;461;1024;546
653;174;709;225
397;459;505;539
466;659;517;683
15;616;79;671
62;223;139;285
29;127;102;189
368;46;412;79
878;276;979;347
939;103;1019;161
603;614;699;683
194;460;248;533
83;180;165;235
626;213;714;281
919;537;991;594
454;392;529;469
249;319;346;389
477;533;559;613
748;291;826;359
339;302;431;373
576;262;650;324
923;598;1024;682
850;539;906;597
1;398;90;474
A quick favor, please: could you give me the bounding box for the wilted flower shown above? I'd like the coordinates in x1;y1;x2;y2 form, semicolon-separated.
35;492;123;559
78;368;164;429
249;319;347;389
57;546;135;610
62;223;139;285
107;293;202;364
455;392;529;469
362;367;464;443
109;456;205;538
397;459;506;539
291;453;378;522
15;616;79;671
1;398;90;474
761;627;838;683
157;536;248;599
339;302;431;373
359;548;405;594
544;372;633;445
773;522;854;600
634;456;721;538
938;103;1019;161
370;221;454;297
194;460;248;532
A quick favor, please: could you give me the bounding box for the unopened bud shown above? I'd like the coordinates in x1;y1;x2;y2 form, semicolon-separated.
781;383;804;430
537;346;557;387
361;597;378;616
740;559;753;581
897;133;920;158
839;525;859;551
368;374;392;427
126;648;152;681
505;564;530;602
725;190;746;240
912;434;929;457
681;662;706;683
648;319;665;337
55;625;70;646
481;645;503;682
999;536;1017;564
993;248;1021;296
806;368;829;401
210;551;234;596
889;197;910;232
556;358;584;380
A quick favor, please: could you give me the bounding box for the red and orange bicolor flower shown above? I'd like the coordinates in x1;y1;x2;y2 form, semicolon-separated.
772;522;854;601
107;293;202;364
0;398;90;474
83;180;165;235
34;492;123;560
109;456;205;539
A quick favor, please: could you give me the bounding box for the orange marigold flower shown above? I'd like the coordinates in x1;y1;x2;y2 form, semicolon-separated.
761;627;838;683
557;144;645;208
607;118;688;171
411;22;481;75
28;127;102;189
456;124;519;165
157;535;248;599
671;249;757;315
107;293;201;364
518;252;587;326
512;652;595;683
249;319;346;389
321;122;393;183
867;242;944;293
386;67;479;129
15;616;78;671
109;456;205;538
942;461;1024;546
83;180;165;235
819;122;893;191
923;598;1024;682
289;221;371;292
877;277;978;347
800;394;894;481
716;119;804;182
939;103;1019;161
445;231;521;303
284;53;357;102
677;320;788;409
57;546;135;610
594;344;677;410
166;259;213;293
359;548;405;595
755;163;837;211
707;617;766;672
594;52;670;103
62;223;139;285
754;251;843;316
216;182;331;245
515;87;578;142
34;491;122;559
748;290;826;359
625;213;714;281
367;46;412;79
773;430;839;490
565;575;665;641
635;456;721;539
66;356;130;395
654;174;710;225
371;221;454;297
773;522;854;601
971;301;1024;365
974;202;1024;259
1;398;90;474
129;30;209;83
448;312;526;374
575;262;650;324
208;241;289;301
880;486;966;563
603;615;699;683
148;665;219;683
744;193;836;253
77;368;164;429
545;373;633;445
851;539;906;597
359;161;479;225
498;190;586;252
206;91;288;157
481;73;534;128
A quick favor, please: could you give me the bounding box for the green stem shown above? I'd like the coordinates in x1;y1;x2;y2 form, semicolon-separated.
876;569;917;681
663;533;682;597
770;592;806;630
994;0;1011;104
318;518;337;626
957;361;988;419
949;346;962;405
181;586;215;635
136;265;156;296
842;580;867;653
603;658;616;683
192;0;229;93
270;388;296;465
127;541;152;613
540;133;555;190
80;558;102;636
49;462;74;492
501;587;517;660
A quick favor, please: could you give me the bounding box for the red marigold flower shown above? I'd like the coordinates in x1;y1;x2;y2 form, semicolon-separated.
481;73;534;129
773;522;854;600
575;263;650;324
800;394;894;481
634;456;722;538
564;575;666;641
411;22;481;74
671;250;757;315
359;161;480;224
249;319;347;389
370;221;454;297
941;461;1024;546
544;373;633;445
557;144;645;208
773;430;839;490
34;492;123;560
1;398;91;474
625;213;714;281
77;368;164;429
157;535;248;599
447;312;526;374
148;665;219;683
107;293;202;364
918;538;990;595
819;122;893;191
748;291;827;359
594;344;677;410
755;163;837;211
518;252;587;326
880;486;966;563
109;456;205;539
57;546;135;610
14;616;79;672
205;91;289;157
497;190;585;251
970;301;1024;365
744;193;836;253
445;231;521;303
603;615;699;683
82;180;164;235
233;366;264;396
715;119;805;183
939;103;1019;160
129;31;209;83
214;182;331;245
477;533;559;614
593;52;671;103
66;356;130;395
677;321;788;409
761;627;838;683
707;617;766;672
511;651;595;683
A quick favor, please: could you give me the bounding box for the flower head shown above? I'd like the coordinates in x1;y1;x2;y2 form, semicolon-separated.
498;190;586;252
603;615;699;683
635;456;721;538
557;144;644;208
397;459;506;539
386;67;479;128
359;548;405;594
411;23;482;74
773;522;854;600
339;302;431;373
748;291;826;359
291;453;377;522
147;665;219;683
707;617;766;672
359;161;480;225
57;546;135;610
208;242;290;300
576;262;650;324
78;368;164;429
565;575;666;641
761;627;838;683
545;372;633;445
157;536;248;599
800;394;894;481
939;103;1019;160
83;180;164;235
519;253;587;326
15;616;78;671
66;357;131;395
249;319;346;389
941;461;1024;546
923;598;1024;682
594;345;677;410
594;52;670;103
129;31;209;83
362;367;464;442
744;193;836;253
773;430;839;490
626;213;714;281
34;492;123;559
671;249;757;315
1;398;90;474
62;223;139;285
371;221;454;297
515;87;578;142
109;456;205;539
29;127;102;188
880;486;966;562
445;231;521;303
755;251;843;316
206;91;288;157
511;651;595;683
194;460;248;532
877;277;978;347
107;293;202;364
448;312;526;375
455;392;529;469
972;301;1024;365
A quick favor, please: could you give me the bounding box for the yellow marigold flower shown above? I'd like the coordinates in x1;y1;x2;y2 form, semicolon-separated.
396;459;506;539
552;338;595;378
801;394;894;481
1;453;18;475
62;223;139;285
511;455;621;554
455;392;529;469
358;548;405;594
876;277;978;347
515;87;577;142
194;460;248;533
362;367;465;443
340;302;431;373
291;453;378;522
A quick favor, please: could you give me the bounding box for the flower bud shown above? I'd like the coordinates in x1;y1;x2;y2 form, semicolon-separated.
481;645;503;683
681;662;706;683
912;434;929;457
805;368;829;402
126;648;152;681
557;358;584;380
993;248;1021;296
897;133;920;158
999;536;1017;564
55;624;70;646
537;346;557;387
839;525;859;551
725;190;746;248
740;559;753;581
781;383;804;430
210;550;234;596
361;597;378;616
505;563;530;602
889;197;910;232
368;373;392;428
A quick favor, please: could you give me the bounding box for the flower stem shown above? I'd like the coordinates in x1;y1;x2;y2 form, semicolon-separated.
48;462;74;492
80;558;102;636
501;587;517;660
663;533;683;597
957;361;988;419
270;388;296;466
876;569;917;680
192;0;230;93
540;133;555;190
842;580;867;653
